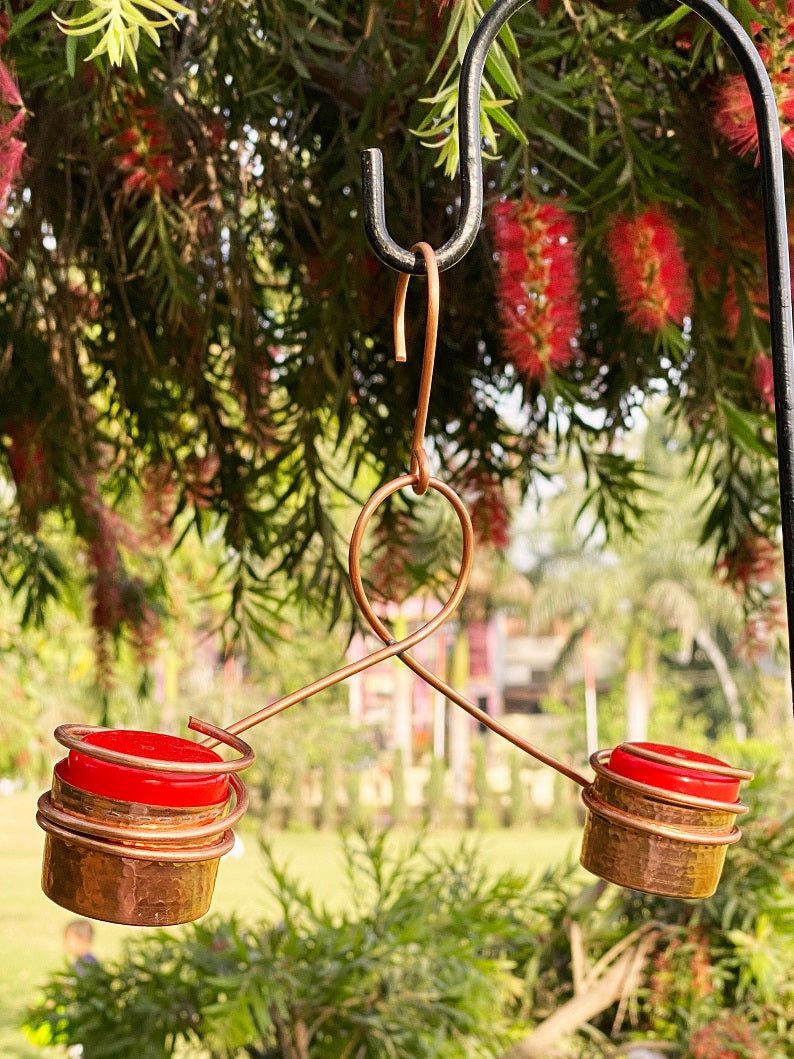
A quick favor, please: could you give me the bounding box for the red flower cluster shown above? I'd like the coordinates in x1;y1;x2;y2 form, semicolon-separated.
4;419;56;529
606;205;693;333
690;1013;768;1059
491;198;580;381
0;46;25;218
142;463;177;546
717;531;782;659
184;452;221;509
466;472;510;551
649;933;713;1012
369;507;415;605
113;101;179;197
714;1;794;161
715;72;794;159
717;532;779;590
753;351;775;407
81;475;161;674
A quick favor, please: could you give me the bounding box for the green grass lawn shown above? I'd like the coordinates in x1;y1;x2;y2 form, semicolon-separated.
1;789;580;1059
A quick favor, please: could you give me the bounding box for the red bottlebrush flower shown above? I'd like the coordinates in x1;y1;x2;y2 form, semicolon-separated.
4;419;56;528
606;205;693;333
0;60;21;108
714;74;768;159
717;532;779;590
0;108;25;146
184;452;221;509
753;351;775;406
142;464;177;545
69;282;101;321
0;136;25;207
690;1013;768;1059
466;472;510;550
491;198;580;381
208;116;227;150
79;473;161;676
112;102;179;199
0;13;9;47
369;507;415;605
649;931;713;1013
714;0;794;168
723;283;741;340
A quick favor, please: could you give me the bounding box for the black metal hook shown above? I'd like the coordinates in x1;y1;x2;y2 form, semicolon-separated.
361;0;794;707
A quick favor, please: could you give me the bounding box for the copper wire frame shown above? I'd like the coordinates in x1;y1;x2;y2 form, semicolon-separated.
40;244;751;893
585;750;748;847
38;718;252;864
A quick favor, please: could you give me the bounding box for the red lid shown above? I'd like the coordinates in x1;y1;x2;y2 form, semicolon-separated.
608;742;741;803
57;730;229;808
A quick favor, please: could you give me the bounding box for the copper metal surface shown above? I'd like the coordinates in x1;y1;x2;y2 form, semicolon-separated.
38;720;252;925
580;754;747;899
40;783;233;925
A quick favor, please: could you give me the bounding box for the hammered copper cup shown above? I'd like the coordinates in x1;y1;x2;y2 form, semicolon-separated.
579;743;752;900
37;724;251;926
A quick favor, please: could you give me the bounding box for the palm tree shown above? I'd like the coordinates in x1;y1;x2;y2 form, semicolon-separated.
520;424;751;743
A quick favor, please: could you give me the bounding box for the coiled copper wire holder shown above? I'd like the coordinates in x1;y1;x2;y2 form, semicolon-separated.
581;745;753;898
37;719;253;925
38;244;753;925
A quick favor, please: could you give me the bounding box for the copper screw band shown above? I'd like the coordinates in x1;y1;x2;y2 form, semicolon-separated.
36;808;238;864
581;786;742;847
614;742;754;781
589;750;750;815
53;717;255;774
37;772;248;848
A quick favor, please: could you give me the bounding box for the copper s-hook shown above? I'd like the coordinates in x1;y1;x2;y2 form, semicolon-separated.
393;241;439;496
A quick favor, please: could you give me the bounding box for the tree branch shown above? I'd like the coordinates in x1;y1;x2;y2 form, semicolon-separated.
501;935;655;1059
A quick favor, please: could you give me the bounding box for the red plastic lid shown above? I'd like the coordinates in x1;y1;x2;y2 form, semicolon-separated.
608;742;740;803
57;730;229;808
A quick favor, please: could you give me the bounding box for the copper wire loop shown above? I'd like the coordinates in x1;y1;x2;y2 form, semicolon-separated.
54;717;255;774
394;242;439;496
38;720;252;863
36;812;237;863
581;787;743;847
209;471;589;787
37;773;248;846
589;750;750;815
614;742;754;782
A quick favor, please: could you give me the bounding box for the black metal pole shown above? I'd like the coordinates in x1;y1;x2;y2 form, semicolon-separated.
361;0;794;710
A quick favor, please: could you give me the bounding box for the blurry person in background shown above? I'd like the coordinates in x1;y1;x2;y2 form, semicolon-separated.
63;920;100;1057
63;920;98;975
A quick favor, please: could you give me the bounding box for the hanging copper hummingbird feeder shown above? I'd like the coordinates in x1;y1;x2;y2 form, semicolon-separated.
39;0;794;923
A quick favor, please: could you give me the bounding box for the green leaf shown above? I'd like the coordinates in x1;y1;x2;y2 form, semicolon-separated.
65;33;78;77
485;43;521;100
8;0;54;37
718;396;776;458
487;102;528;144
653;6;690;34
534;125;599;170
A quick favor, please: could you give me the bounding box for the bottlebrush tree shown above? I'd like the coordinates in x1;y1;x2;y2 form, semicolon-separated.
0;0;789;664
